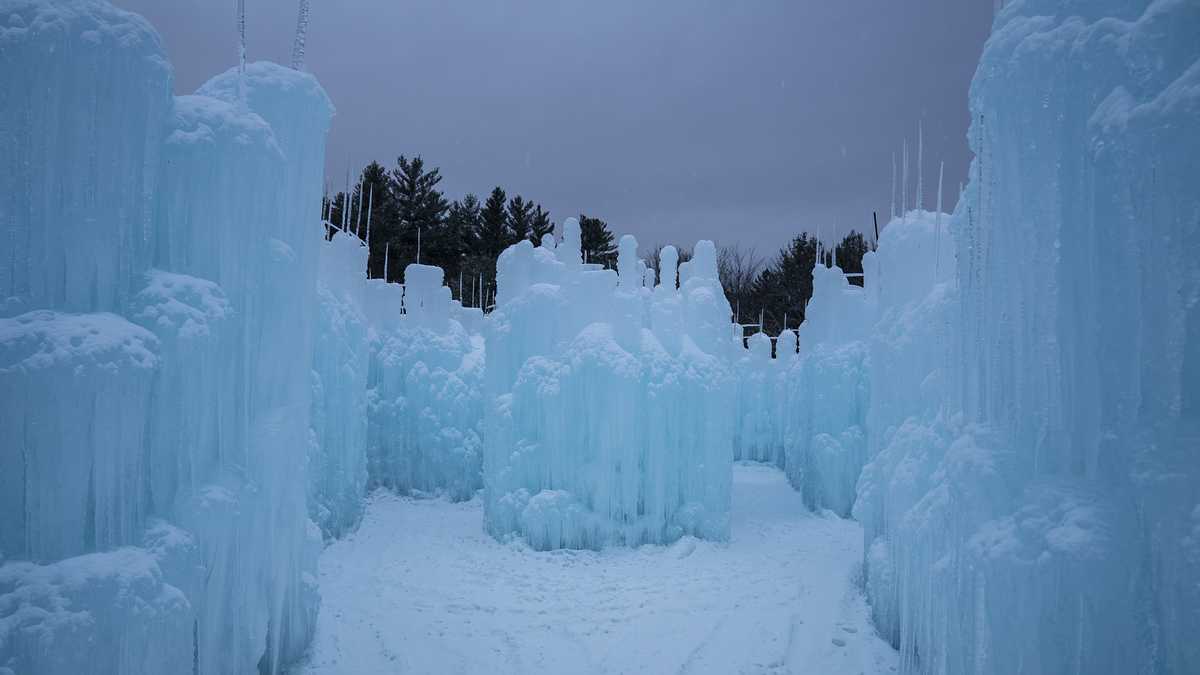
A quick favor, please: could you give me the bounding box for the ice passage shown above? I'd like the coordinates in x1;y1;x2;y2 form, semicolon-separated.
1;1;1198;674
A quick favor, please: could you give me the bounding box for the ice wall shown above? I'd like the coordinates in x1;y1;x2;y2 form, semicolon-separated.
733;332;783;465
156;61;333;675
0;1;170;317
483;228;734;550
855;2;1200;672
310;232;370;539
776;258;872;515
365;264;484;500
0;3;334;673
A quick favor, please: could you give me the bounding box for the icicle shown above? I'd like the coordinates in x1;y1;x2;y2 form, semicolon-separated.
365;183;374;247
901;138;908;222
355;174;365;237
890;152;897;221
384;242;390;282
782;312;787;332
290;0;310;71
916;120;924;212
936;160;944;276
459;269;463;301
235;0;247;106
417;227;421;264
341;166;350;232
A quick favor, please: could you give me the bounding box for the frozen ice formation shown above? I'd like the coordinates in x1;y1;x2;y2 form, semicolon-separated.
310;233;370;539
3;0;1199;674
365;263;485;501
852;3;1200;673
482;230;734;549
0;1;333;672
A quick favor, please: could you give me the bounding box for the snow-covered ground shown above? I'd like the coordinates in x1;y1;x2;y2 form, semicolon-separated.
299;463;898;674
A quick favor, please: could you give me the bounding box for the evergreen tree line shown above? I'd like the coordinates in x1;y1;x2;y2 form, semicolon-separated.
719;230;874;338
322;155;874;334
323;155;618;308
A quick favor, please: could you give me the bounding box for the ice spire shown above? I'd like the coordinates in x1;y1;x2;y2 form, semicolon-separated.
658;245;678;290
355;176;364;238
890;151;897;220
365;184;374;247
417;227;422;264
341;166;350;232
384;242;390;282
290;0;310;71
936;160;944;276
916;121;924;212
235;0;247;106
901;138;908;222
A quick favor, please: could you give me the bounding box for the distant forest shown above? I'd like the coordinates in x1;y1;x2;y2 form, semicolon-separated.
324;155;874;335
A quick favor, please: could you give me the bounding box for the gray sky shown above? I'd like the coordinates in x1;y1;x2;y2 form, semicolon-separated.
116;0;993;255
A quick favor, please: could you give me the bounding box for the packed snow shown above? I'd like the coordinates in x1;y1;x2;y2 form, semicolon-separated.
301;463;898;675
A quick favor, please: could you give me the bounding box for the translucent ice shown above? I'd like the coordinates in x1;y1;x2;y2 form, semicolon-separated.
0;3;334;673
365;264;484;500
483;233;734;549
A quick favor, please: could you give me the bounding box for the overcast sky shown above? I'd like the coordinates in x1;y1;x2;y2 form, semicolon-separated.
116;0;994;255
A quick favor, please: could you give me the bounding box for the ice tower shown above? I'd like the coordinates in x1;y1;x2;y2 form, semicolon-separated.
0;3;334;673
483;228;735;549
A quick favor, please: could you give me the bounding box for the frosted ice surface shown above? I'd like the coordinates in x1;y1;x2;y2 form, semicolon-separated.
852;3;1200;673
0;0;171;317
733;331;782;465
4;1;1198;674
0;2;333;672
365;264;484;501
483;234;734;550
310;233;370;539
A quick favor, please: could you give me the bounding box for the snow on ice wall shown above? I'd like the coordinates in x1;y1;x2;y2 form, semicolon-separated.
365;264;484;500
0;2;334;673
0;1;170;317
483;226;734;550
855;2;1200;673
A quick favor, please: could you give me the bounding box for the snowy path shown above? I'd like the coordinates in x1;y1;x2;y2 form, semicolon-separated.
298;463;898;674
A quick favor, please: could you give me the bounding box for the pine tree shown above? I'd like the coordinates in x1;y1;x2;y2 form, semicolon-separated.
390;155;449;270
833;230;872;287
446;194;481;255
506;195;534;245
531;204;553;244
749;233;819;334
579;214;616;268
357;161;394;280
479;187;509;260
